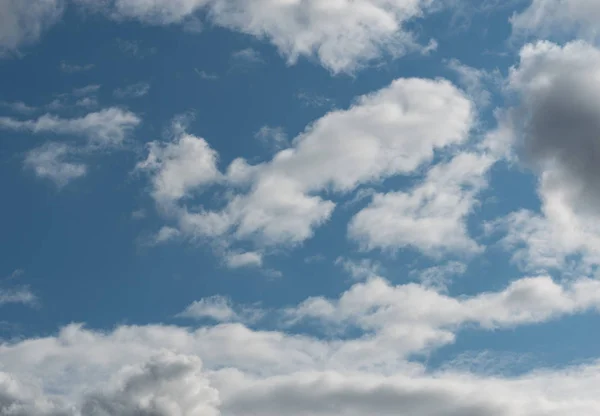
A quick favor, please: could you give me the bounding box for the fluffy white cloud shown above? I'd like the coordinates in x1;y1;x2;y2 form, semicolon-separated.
155;78;473;250
0;0;64;57
490;41;600;272
225;251;263;269
288;275;600;338
81;352;220;416
4;271;600;415
177;296;238;322
512;0;600;41
0;108;141;147
349;152;492;256
75;0;444;73
136;127;221;205
177;295;264;324
24;142;87;187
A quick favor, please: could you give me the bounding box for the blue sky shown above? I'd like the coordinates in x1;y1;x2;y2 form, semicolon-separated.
3;0;600;415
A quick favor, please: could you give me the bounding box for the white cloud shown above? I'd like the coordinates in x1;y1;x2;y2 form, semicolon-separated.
231;47;264;65
4;273;600;415
0;0;64;58
288;275;600;338
225;251;263;269
24;142;87;187
81;352;220;416
0;101;37;114
411;261;467;291
72;84;100;97
512;0;600;41
0;108;141;147
75;0;445;73
335;257;384;281
255;126;287;150
0;286;36;307
113;82;151;99
75;97;98;108
164;78;473;250
152;226;182;245
195;68;218;80
446;59;496;108
490;41;600;272
136;127;221;206
177;296;238;322
349;152;493;256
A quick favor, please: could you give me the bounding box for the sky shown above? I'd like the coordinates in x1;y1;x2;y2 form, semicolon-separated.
3;0;600;414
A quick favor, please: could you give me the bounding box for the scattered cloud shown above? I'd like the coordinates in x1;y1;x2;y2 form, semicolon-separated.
74;0;449;73
59;61;95;73
254;126;287;150
0;286;36;307
195;68;218;80
446;59;499;108
512;0;600;42
349;152;493;256
145;78;474;253
24;142;87;187
410;261;467;292
225;251;263;269
0;107;141;147
72;84;100;96
0;0;64;58
296;91;334;108
335;257;384;281
0;101;36;114
231;47;264;65
113;82;151;99
115;38;157;57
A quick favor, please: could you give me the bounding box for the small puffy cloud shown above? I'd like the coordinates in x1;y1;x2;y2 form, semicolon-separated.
349;152;492;256
113;82;151;99
0;286;37;307
136;128;221;206
0;0;64;58
177;296;238;322
231;47;264;65
194;68;218;80
0;108;141;147
335;257;384;281
225;251;263;269
254;126;287;150
24;142;87;187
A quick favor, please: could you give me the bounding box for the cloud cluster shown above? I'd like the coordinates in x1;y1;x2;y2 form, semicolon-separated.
4;271;600;415
138;77;474;259
1;107;141;186
74;0;444;73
